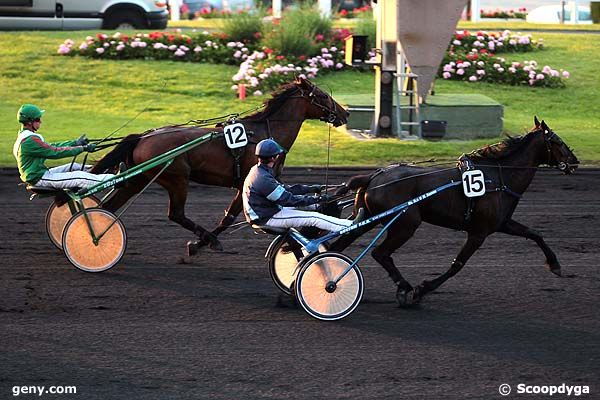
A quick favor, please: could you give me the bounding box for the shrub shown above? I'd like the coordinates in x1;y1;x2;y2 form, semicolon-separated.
221;9;266;44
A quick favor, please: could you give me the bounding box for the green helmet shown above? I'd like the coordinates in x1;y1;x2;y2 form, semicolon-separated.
17;104;45;124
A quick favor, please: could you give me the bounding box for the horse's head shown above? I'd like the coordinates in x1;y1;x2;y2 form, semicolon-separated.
534;116;579;174
296;77;349;127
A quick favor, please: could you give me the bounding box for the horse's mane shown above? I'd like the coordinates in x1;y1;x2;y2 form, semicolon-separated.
241;81;300;122
466;129;538;161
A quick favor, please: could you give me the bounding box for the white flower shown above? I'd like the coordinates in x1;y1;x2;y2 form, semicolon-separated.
321;48;328;53
453;40;461;45
174;49;186;57
179;45;189;51
477;69;485;75
79;42;88;50
508;67;516;73
96;47;104;54
231;84;238;90
194;46;203;52
330;46;337;52
536;74;545;80
103;42;110;47
509;39;516;45
477;61;484;67
253;90;263;96
116;44;125;51
457;68;465;75
57;44;71;54
233;50;242;58
227;42;237;47
497;67;504;73
469;75;478;82
562;71;570;78
493;63;500;69
138;41;147;48
168;45;177;51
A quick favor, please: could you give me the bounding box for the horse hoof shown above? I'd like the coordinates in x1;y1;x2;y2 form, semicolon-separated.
396;289;413;308
408;286;424;305
546;263;562;277
186;241;198;257
209;239;223;252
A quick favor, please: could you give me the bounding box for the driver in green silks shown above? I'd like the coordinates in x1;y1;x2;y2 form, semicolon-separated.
13;104;116;190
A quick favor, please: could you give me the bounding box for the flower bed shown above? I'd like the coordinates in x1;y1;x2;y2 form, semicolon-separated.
334;5;372;19
480;8;527;19
451;30;542;54
440;50;568;88
57;26;569;94
58;31;259;65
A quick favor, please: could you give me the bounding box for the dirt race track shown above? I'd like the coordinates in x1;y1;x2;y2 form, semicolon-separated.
1;167;599;399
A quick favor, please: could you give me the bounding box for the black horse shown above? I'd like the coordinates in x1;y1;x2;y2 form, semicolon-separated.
332;117;579;307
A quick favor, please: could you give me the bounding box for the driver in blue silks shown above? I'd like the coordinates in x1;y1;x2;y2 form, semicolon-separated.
243;139;361;232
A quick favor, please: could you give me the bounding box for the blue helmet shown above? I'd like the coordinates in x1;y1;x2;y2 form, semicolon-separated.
255;139;286;158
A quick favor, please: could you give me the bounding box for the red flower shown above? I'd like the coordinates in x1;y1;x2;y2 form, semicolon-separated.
168;35;175;42
298;55;306;61
264;47;273;55
315;33;325;41
122;35;129;42
186;38;192;44
340;9;348;17
276;55;285;60
254;32;262;39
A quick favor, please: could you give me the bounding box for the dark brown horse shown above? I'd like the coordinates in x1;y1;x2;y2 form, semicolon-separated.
91;78;349;253
332;117;579;307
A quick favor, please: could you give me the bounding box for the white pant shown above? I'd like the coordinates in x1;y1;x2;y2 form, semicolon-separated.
35;163;115;190
265;207;352;233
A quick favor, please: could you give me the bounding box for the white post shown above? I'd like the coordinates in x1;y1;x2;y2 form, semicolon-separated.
318;0;332;17
170;0;181;21
470;0;480;22
273;0;282;19
571;0;579;23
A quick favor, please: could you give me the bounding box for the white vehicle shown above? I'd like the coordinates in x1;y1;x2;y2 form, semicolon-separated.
0;0;168;30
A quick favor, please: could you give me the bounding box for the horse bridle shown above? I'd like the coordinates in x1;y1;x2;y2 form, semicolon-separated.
542;129;572;173
303;85;339;124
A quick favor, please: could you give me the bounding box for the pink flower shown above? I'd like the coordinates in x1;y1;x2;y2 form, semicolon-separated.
562;71;570;78
57;44;71;54
174;49;186;57
442;71;452;79
536;73;545;80
335;62;343;69
457;68;465;75
469;75;478;82
79;42;88;50
95;48;105;54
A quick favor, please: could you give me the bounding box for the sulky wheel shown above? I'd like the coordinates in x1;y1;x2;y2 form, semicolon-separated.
268;236;326;296
46;195;100;249
62;209;126;273
294;252;364;321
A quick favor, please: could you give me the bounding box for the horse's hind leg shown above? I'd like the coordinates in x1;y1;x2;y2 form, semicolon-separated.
159;176;223;254
499;218;561;276
411;232;487;304
371;214;421;307
211;189;242;237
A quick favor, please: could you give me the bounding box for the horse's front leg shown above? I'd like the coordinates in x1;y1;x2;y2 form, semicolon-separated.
410;232;487;304
211;189;243;237
499;219;561;276
159;177;223;255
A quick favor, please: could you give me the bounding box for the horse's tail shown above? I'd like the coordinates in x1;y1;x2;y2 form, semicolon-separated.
91;134;142;173
335;174;373;196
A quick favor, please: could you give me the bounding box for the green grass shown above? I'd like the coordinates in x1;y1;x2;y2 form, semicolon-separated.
457;21;600;31
1;30;599;168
